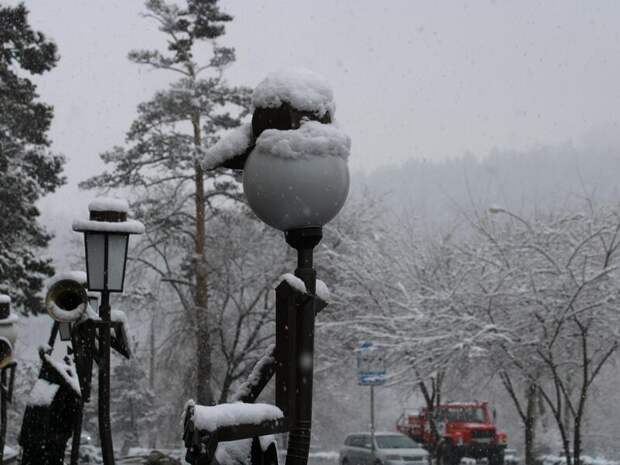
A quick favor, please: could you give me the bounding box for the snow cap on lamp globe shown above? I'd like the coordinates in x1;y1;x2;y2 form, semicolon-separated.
243;68;351;232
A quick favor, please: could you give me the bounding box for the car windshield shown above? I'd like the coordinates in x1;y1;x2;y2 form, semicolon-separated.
376;435;418;449
436;407;486;423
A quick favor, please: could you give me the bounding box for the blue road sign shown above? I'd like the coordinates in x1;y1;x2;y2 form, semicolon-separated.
356;341;386;386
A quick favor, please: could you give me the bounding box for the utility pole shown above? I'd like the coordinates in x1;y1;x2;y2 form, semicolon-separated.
357;340;386;460
370;385;376;455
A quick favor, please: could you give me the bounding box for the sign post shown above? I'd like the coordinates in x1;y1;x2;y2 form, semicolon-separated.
356;342;386;455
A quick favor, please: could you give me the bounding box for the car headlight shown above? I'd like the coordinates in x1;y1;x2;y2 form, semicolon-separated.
385;455;402;461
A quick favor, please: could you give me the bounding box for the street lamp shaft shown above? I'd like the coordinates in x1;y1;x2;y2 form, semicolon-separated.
99;291;115;465
286;227;322;295
0;368;7;465
296;248;316;295
284;227;323;465
370;386;375;452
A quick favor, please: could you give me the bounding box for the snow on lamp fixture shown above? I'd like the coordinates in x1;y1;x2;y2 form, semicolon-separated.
0;293;17;465
203;68;351;232
243;120;350;231
45;271;89;324
0;295;17;368
72;198;144;292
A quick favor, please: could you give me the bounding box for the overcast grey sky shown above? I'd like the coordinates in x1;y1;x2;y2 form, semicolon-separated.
16;0;620;219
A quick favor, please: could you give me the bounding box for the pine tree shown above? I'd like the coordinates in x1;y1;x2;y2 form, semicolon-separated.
81;0;251;404
0;3;65;313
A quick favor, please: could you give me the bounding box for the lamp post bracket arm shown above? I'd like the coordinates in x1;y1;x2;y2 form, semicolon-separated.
231;344;276;403
203;122;253;170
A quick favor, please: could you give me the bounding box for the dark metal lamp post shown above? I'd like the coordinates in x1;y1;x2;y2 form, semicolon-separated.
73;198;144;465
242;113;350;465
0;295;17;465
188;69;351;465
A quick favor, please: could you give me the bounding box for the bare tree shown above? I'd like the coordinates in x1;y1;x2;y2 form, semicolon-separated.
465;205;620;465
317;202;504;460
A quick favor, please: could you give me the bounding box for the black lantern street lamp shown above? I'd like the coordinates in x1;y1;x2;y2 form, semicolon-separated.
0;294;17;465
73;198;143;465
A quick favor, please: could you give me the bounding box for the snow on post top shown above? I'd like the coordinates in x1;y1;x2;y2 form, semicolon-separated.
73;196;145;234
277;274;331;301
0;295;10;304
315;279;330;302
88;197;129;213
255;120;350;161
252;68;336;118
279;273;307;294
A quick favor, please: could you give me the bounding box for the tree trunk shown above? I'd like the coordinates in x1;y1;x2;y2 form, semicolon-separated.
419;376;443;461
192;112;213;406
0;369;6;465
573;416;582;465
218;371;233;404
122;398;139;457
524;382;537;465
149;315;157;448
559;418;572;465
149;315;155;389
499;373;538;465
564;377;573;445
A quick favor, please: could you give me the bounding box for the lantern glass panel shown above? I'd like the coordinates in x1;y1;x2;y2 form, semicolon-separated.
85;232;105;291
107;234;128;292
88;295;99;312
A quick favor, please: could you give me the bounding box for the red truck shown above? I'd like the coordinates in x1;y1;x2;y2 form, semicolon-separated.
396;402;507;465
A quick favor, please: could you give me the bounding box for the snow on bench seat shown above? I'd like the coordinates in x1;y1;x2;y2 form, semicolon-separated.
190;401;284;433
